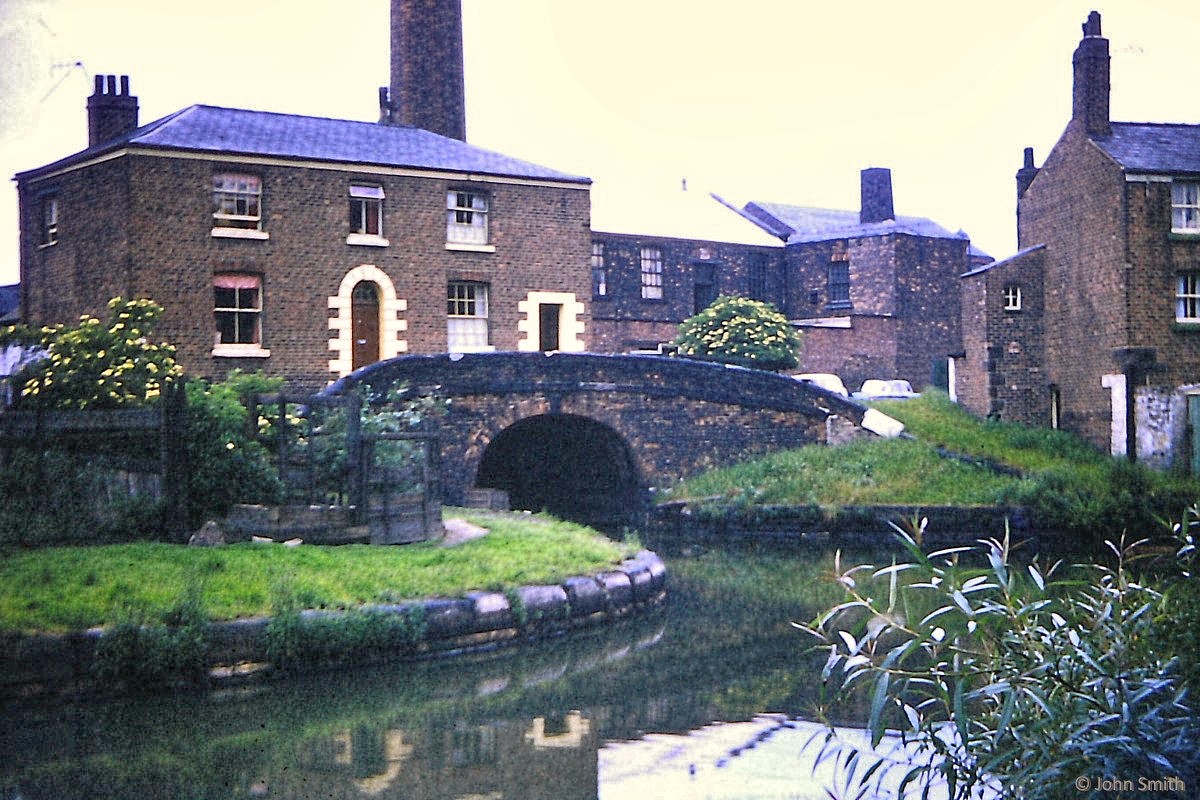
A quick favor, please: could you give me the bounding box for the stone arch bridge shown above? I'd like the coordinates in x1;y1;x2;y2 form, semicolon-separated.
324;352;872;530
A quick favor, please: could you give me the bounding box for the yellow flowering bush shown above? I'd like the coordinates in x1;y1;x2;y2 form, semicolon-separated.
11;297;183;410
673;295;802;371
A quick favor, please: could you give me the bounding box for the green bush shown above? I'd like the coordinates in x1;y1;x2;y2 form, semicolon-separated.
184;370;284;527
803;530;1199;799
93;583;210;689
673;295;801;371
266;578;426;671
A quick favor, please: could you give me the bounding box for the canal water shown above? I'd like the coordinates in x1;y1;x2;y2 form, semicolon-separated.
0;547;912;800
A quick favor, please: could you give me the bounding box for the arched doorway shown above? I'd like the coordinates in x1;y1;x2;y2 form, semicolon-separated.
351;281;381;370
475;414;645;532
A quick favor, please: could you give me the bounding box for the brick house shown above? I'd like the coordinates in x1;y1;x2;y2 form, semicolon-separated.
730;168;979;392
16;89;592;391
960;12;1200;470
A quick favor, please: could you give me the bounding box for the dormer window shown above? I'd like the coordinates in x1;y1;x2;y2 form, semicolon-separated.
1171;181;1200;233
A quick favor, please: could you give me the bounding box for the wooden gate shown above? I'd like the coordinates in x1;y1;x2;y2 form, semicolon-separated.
252;392;442;544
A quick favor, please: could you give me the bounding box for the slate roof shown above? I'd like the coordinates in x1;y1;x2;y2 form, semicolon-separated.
591;187;784;247
1093;123;1200;176
961;244;1046;278
740;201;969;246
0;284;18;323
18;105;590;185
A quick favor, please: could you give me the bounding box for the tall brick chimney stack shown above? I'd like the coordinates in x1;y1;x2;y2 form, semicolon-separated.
1072;10;1110;138
385;0;467;141
860;167;895;225
87;74;138;147
1016;147;1039;198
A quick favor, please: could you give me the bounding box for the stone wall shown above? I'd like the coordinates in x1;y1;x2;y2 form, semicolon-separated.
334;352;861;509
589;231;784;352
957;246;1049;423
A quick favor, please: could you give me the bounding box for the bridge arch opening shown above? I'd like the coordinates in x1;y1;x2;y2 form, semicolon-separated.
475;414;645;532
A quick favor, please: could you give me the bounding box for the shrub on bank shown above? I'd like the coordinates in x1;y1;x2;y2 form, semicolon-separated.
803;527;1200;799
184;370;285;529
673;295;802;371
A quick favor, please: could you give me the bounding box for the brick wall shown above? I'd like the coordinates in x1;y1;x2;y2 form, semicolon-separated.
1017;121;1128;448
1124;179;1200;385
785;233;967;389
589;231;784;351
957;247;1048;423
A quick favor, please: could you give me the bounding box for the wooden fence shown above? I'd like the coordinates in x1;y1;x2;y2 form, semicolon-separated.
0;382;190;541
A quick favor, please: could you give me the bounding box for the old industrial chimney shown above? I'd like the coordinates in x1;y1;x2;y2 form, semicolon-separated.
87;74;138;147
860;167;895;225
383;0;467;141
1072;10;1110;138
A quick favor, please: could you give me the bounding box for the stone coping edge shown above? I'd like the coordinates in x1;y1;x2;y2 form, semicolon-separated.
0;550;667;699
650;502;1046;548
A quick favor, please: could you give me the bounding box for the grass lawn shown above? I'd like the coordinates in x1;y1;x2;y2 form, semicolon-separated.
0;509;636;634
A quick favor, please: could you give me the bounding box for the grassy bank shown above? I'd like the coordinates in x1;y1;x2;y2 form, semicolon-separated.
663;391;1200;536
0;509;635;634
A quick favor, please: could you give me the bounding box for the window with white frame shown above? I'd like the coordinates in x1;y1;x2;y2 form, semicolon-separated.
1172;181;1200;233
212;174;263;230
447;281;490;351
1177;273;1200;322
214;274;264;345
640;247;663;300
446;190;488;246
1003;285;1023;311
40;197;59;246
591;242;607;297
349;184;384;238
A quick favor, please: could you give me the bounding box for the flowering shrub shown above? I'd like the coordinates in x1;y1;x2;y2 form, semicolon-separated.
11;297;182;409
673;295;801;371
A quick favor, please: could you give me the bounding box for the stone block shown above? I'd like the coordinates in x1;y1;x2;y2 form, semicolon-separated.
515;584;569;622
595;571;633;609
563;576;607;616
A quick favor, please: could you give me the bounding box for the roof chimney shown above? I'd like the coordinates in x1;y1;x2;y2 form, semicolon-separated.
860;167;895;224
387;0;467;141
1016;147;1039;198
1072;11;1110;138
87;74;138;147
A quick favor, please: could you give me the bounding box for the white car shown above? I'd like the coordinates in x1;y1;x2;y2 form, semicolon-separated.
853;379;919;400
792;373;849;397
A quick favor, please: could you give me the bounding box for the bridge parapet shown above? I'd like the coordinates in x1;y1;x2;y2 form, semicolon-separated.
324;352;871;530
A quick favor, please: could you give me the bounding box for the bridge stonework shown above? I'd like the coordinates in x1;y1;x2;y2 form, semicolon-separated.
325;352;866;529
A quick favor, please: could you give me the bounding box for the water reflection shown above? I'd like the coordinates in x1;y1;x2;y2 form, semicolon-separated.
0;550;870;800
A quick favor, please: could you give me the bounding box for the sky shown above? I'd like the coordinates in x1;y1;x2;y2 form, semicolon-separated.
4;0;1200;287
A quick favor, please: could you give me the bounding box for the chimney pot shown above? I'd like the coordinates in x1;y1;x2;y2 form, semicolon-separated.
1072;11;1111;137
87;74;139;147
1016;147;1040;199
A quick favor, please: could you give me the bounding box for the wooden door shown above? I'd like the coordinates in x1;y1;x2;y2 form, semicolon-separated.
352;281;380;370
